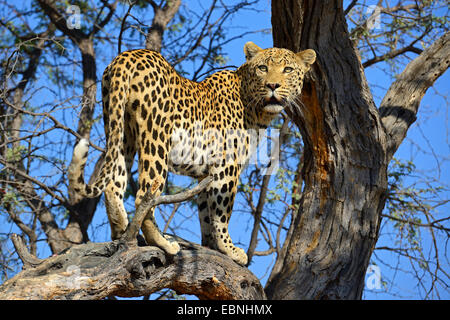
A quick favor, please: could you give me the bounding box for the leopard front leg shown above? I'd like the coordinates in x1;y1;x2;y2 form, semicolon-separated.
201;165;247;265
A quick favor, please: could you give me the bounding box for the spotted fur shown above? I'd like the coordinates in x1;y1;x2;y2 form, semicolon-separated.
68;42;316;265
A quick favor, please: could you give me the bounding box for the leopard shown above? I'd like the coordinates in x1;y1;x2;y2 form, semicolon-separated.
68;42;316;265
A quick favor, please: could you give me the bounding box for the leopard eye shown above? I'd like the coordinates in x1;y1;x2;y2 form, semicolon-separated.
283;66;294;73
257;65;268;72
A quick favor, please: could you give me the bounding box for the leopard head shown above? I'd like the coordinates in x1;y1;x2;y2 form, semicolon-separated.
240;42;316;115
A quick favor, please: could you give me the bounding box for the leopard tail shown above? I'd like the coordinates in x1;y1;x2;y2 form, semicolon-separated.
68;66;126;199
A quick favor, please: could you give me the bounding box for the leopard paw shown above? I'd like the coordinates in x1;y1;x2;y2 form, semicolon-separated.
162;234;181;255
230;246;248;266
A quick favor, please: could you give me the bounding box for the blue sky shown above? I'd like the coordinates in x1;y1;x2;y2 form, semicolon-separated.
1;0;448;299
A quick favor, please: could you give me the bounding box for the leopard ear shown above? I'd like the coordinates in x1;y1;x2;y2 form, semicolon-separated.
296;49;316;66
244;42;263;61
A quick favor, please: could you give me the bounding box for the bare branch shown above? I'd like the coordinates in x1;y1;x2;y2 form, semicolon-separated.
0;24;75;254
246;118;289;265
91;0;119;36
0;235;265;300
344;0;358;16
118;2;135;54
362;45;423;68
0;156;68;205
145;0;181;52
2;98;104;152
362;25;429;68
10;234;43;269
381;213;450;232
4;205;37;252
380;31;450;159
122;176;213;243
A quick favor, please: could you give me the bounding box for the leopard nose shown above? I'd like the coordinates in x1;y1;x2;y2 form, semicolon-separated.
266;83;281;91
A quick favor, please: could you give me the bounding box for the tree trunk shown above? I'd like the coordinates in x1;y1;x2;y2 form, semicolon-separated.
266;0;449;300
266;0;388;299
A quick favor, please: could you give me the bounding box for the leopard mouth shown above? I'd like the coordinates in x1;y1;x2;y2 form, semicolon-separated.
263;96;284;114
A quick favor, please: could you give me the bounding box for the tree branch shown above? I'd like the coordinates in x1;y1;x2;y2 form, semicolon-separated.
118;2;135;54
0;237;265;300
35;1;101;239
91;0;119;36
0;156;68;205
344;0;358;16
122;176;213;243
145;0;181;52
362;44;423;68
10;234;43;269
0;176;265;300
362;25;429;68
0;25;75;254
380;31;450;159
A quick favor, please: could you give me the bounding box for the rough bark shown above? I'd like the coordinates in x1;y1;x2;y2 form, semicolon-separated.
0;236;265;300
266;0;449;300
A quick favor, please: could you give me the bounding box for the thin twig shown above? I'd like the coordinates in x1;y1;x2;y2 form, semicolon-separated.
163;203;180;233
3;98;104;152
118;1;135;54
0;156;68;205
